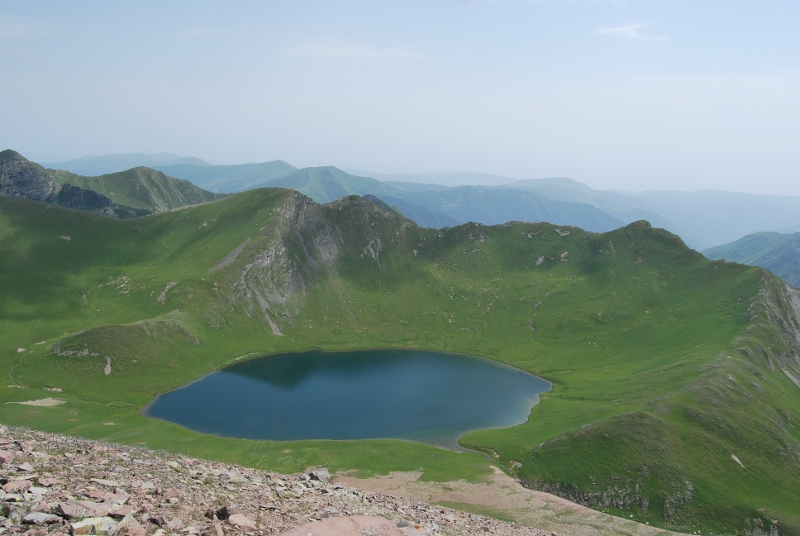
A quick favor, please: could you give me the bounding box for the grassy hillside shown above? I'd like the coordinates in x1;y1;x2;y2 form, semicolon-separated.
704;232;800;287
1;191;799;534
49;166;225;213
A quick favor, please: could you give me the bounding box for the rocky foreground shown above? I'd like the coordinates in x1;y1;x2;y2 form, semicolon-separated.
0;425;550;536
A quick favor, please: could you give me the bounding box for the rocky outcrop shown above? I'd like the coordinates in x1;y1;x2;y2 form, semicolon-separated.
54;183;113;210
0;425;547;536
222;192;417;336
0;150;133;218
0;150;216;219
0;150;61;203
738;273;800;388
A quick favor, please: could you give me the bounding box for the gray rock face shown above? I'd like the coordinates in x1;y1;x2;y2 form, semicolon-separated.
0;149;116;214
227;192;416;338
56;183;113;210
0;149;60;203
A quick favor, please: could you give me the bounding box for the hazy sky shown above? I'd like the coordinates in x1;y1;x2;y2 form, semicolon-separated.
1;1;798;194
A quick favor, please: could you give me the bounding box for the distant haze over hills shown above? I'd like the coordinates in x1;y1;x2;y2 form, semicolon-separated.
43;153;210;176
341;168;519;187
22;151;800;250
704;232;800;287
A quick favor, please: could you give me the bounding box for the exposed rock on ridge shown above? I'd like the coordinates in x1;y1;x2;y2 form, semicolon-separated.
740;273;800;387
0;150;222;219
0;150;142;218
219;192;417;336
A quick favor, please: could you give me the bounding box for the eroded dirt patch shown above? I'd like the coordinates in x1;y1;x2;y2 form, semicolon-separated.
334;467;683;536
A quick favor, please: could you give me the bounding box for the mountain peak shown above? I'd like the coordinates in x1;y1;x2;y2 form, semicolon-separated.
0;149;28;163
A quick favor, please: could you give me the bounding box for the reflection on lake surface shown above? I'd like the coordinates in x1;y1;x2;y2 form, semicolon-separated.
145;349;550;449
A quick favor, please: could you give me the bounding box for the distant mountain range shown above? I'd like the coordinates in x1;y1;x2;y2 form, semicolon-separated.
14;151;800;250
704;232;800;287
43;152;210;176
155;160;800;249
153;160;296;192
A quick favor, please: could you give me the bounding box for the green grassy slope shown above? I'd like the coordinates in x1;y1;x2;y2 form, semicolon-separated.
1;192;799;534
49;166;224;213
704;232;800;287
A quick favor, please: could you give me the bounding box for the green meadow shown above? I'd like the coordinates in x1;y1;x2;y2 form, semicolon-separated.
1;189;799;534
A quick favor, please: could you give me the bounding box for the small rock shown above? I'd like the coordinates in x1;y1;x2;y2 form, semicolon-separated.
2;480;31;494
108;506;135;519
38;478;60;487
211;523;224;536
90;479;119;488
114;514;141;536
17;461;34;472
6;503;25;523
59;500;110;518
308;468;331;482
70;516;118;535
0;450;15;464
214;506;230;521
22;512;62;526
102;493;130;504
227;514;255;530
150;516;169;528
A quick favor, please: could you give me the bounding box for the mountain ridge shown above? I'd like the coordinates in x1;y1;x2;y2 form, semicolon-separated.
144;158;800;248
0;150;224;218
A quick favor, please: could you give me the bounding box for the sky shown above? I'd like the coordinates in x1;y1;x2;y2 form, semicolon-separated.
1;0;799;194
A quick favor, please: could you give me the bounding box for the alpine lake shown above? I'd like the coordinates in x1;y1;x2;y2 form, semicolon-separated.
145;349;550;450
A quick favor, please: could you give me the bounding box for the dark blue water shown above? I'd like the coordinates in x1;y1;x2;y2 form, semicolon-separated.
145;349;550;449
